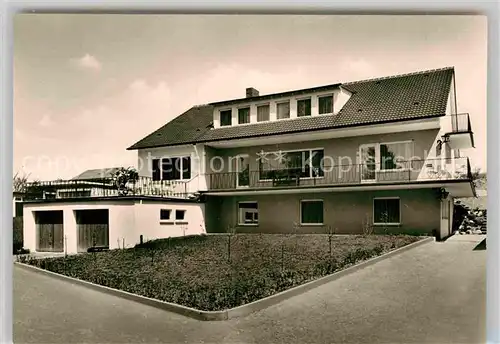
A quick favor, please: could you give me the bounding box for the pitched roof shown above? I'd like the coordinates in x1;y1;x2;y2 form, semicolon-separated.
127;67;454;150
128;106;213;150
72;167;124;180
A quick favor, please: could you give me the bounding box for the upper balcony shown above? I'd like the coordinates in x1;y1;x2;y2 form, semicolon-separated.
205;157;475;197
442;113;475;150
21;176;194;202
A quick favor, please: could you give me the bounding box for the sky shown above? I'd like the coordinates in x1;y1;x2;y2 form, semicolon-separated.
13;14;487;180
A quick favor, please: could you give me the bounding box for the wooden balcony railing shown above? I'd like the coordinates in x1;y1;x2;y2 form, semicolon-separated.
206;157;472;191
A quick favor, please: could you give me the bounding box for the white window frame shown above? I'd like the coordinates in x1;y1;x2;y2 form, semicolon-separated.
373;197;401;226
174;209;188;225
238;201;259;226
318;94;334;115
237;106;251;125
157;155;192;181
256;103;270;122
219;108;233;126
276;101;291;120
300;199;324;226
160;209;172;220
231;154;250;188
296;97;312;117
258;147;325;181
359;140;414;173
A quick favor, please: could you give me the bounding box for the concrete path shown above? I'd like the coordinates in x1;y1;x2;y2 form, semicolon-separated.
14;236;486;344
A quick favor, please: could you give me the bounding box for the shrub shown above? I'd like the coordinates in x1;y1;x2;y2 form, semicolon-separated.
13;217;23;253
25;234;420;311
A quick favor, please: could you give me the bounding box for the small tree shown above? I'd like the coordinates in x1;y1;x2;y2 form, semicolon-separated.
325;225;336;258
226;224;237;263
112;167;139;196
13;171;30;193
362;213;374;236
471;167;484;188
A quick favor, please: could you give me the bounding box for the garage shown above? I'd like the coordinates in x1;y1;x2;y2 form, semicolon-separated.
35;210;64;252
75;209;110;252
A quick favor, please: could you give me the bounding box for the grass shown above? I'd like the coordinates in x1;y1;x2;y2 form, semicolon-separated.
22;234;422;311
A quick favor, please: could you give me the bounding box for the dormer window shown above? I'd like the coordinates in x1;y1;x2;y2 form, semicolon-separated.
220;110;232;126
257;104;270;122
297;98;311;117
238;107;250;124
318;95;333;114
277;101;290;120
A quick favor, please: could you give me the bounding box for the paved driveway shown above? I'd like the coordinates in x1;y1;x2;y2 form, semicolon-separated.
14;236;486;344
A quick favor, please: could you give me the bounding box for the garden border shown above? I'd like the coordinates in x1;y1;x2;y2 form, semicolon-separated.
15;236;434;321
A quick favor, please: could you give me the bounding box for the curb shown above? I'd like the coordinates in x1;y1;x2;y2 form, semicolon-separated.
15;236;434;321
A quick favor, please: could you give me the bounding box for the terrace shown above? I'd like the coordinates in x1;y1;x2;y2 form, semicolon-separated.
22;176;192;201
206;157;473;191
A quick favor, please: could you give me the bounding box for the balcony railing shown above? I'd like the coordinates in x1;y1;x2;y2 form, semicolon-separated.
206;157;472;191
450;113;472;133
22;176;190;201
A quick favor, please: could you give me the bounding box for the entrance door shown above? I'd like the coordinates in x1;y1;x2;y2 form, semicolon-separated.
360;144;377;182
234;155;250;188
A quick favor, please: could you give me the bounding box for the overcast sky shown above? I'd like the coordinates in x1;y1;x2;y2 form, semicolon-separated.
14;14;487;180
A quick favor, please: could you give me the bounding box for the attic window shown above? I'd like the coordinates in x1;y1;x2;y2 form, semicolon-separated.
220;110;232;126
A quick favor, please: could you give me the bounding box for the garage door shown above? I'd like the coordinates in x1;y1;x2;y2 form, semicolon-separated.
35;211;64;252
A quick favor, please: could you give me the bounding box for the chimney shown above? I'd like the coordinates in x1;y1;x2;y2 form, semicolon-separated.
246;87;259;98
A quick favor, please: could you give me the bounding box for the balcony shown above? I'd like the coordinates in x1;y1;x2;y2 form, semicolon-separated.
22;176;191;201
443;113;475;149
206;157;473;192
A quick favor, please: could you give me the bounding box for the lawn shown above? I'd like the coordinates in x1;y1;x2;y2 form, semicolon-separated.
22;234;422;311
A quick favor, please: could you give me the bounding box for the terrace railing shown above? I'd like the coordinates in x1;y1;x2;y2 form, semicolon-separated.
23;176;191;200
206;157;472;191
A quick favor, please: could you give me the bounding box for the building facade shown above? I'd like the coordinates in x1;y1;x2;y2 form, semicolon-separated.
23;67;476;254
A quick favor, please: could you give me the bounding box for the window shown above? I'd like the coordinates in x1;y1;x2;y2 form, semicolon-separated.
238;202;259;225
182;157;191;180
297;98;312;117
318;95;333;114
378;141;414;170
175;210;186;221
301;200;324;225
257;104;270;122
160;209;171;220
152;159;161;181
160;156;191;181
276;101;290;119
238;107;250;124
259;149;324;180
373;198;400;225
220;110;232;126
